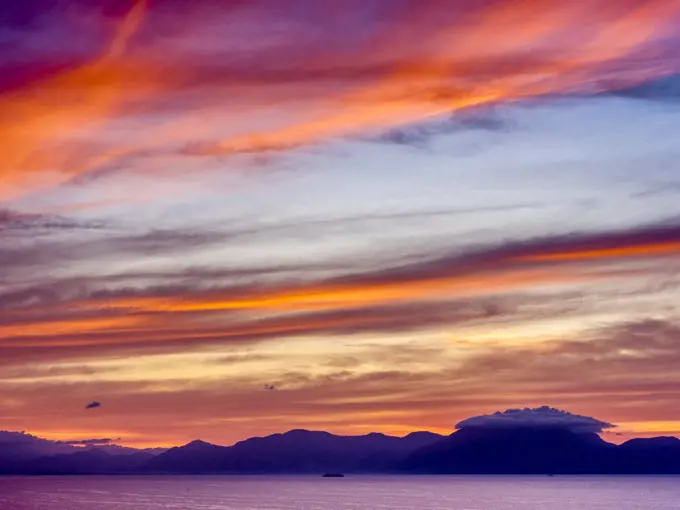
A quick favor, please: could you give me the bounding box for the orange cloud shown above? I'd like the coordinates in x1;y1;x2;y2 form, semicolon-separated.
201;0;680;155
0;315;146;343
518;241;680;263
0;0;158;198
0;264;589;361
84;266;583;316
1;0;678;197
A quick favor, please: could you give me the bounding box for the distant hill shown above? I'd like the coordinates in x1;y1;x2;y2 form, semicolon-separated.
144;429;444;474
12;449;155;475
402;427;617;474
617;437;680;474
402;427;680;474
0;431;163;475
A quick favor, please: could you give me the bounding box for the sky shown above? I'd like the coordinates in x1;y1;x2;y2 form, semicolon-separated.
2;0;680;448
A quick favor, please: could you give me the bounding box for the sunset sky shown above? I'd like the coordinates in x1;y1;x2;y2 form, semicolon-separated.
2;0;680;448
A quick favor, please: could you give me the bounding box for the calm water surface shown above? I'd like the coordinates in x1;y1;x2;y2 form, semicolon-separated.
1;476;679;509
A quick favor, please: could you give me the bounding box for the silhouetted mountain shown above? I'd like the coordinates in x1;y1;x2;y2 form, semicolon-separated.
5;421;680;475
0;431;163;475
144;429;444;474
402;427;616;474
402;427;680;474
13;450;154;475
617;437;680;474
620;436;680;450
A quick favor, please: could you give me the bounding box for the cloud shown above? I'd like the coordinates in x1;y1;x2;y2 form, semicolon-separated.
631;182;680;199
0;430;43;445
0;208;104;232
0;431;77;457
371;109;510;148
2;218;680;368
0;204;530;278
459;319;680;383
455;406;615;434
58;437;116;446
0;224;252;280
0;289;585;370
2;0;680;195
85;401;101;409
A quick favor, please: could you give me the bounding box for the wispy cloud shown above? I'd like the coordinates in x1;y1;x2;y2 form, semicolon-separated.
0;207;105;231
2;219;680;368
58;437;115;446
2;0;679;196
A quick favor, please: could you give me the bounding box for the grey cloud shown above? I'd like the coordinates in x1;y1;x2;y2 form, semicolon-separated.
0;225;252;278
5;208;678;287
58;438;116;446
0;261;343;310
371;108;511;149
331;220;680;289
455;406;615;434
0;208;105;232
631;182;680;199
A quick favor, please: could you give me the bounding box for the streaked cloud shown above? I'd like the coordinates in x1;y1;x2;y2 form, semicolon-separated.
2;0;680;197
2;219;680;369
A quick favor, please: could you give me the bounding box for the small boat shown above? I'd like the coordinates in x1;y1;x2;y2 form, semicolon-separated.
322;473;345;478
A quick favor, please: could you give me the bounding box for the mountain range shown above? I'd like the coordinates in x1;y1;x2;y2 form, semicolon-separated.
0;431;163;475
3;426;680;475
144;430;443;474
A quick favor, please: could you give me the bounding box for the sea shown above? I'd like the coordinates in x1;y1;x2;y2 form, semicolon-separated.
1;475;680;509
